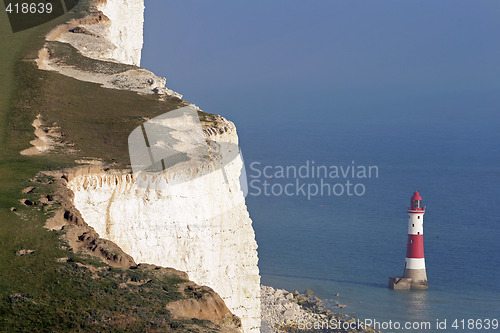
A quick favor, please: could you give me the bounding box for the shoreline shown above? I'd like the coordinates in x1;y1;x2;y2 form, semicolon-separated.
261;285;381;333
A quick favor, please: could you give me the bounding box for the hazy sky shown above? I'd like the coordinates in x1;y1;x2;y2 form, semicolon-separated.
141;1;500;143
143;1;499;92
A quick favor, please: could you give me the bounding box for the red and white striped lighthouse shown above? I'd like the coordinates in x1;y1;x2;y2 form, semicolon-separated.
403;191;428;289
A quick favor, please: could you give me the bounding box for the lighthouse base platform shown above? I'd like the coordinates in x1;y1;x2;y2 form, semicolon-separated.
388;276;429;290
388;277;412;290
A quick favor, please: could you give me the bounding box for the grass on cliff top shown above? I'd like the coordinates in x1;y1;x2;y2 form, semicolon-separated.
0;2;221;332
10;59;188;168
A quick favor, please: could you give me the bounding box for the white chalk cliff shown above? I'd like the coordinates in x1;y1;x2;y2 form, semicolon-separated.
95;0;145;66
39;0;262;332
68;124;261;332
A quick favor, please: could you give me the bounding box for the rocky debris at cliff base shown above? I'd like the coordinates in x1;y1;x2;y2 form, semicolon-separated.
261;286;381;333
261;285;328;332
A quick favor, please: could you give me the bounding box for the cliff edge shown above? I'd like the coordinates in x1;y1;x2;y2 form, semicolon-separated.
27;0;261;332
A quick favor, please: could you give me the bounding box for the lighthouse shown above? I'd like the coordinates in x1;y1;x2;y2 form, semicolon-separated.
389;191;429;290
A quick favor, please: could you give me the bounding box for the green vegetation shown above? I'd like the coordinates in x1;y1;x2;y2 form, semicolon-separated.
10;58;187;167
0;2;221;331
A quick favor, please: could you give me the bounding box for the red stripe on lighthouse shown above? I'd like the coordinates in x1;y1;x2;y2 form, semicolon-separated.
406;234;424;258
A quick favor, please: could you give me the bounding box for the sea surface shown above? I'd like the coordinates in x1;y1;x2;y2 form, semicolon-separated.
233;87;500;332
157;84;500;332
141;2;500;331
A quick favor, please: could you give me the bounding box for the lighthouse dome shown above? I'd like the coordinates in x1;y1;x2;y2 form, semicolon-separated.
410;191;424;210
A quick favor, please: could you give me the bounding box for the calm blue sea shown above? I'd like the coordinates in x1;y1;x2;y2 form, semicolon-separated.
165;84;500;332
236;86;500;332
141;2;500;330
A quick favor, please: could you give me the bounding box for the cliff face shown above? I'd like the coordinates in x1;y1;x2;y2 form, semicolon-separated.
67;123;261;332
37;1;262;332
95;0;144;66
